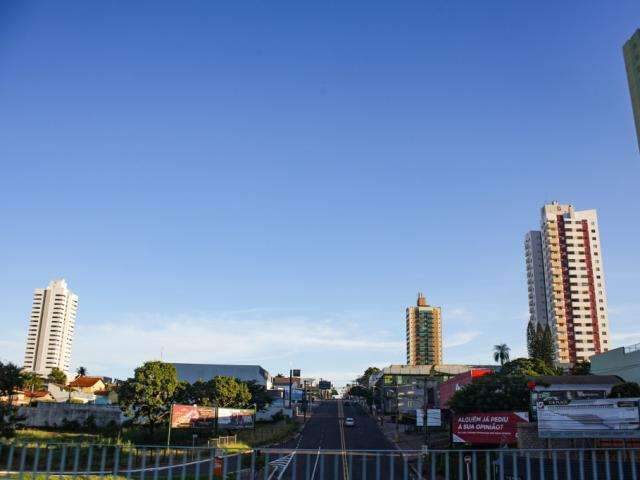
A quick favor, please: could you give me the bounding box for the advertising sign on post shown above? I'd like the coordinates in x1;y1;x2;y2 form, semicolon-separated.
170;404;216;428
217;408;255;429
170;405;255;429
452;411;529;445
537;398;640;438
416;409;424;427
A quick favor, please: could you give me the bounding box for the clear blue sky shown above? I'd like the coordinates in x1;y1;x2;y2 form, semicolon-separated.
1;1;639;386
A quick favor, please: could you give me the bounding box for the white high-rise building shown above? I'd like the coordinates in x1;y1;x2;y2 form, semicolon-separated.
525;202;610;365
23;279;78;377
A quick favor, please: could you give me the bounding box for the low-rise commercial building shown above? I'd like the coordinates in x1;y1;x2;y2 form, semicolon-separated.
590;342;640;383
172;363;272;388
372;364;475;415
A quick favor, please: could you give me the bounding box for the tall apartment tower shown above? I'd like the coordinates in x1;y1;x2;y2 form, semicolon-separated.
623;29;640;151
23;279;78;377
524;203;609;365
406;293;442;365
525;230;549;327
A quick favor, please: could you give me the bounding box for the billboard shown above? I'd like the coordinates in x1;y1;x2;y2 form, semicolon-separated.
170;404;255;429
537;398;640;439
170;404;216;428
319;380;332;390
452;412;529;445
218;408;255;429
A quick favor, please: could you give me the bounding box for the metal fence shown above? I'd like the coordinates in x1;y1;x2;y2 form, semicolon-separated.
0;443;639;479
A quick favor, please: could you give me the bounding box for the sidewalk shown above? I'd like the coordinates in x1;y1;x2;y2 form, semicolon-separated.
377;415;449;450
378;416;424;451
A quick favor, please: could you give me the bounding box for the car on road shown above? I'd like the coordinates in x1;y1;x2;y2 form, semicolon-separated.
344;417;355;427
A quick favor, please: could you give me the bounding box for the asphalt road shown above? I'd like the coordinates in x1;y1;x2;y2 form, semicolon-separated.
270;400;409;480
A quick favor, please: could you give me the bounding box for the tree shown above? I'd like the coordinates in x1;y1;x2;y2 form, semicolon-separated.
172;376;252;408
0;362;25;404
22;371;44;392
76;366;87;377
448;374;531;413
356;367;380;387
246;381;272;411
539;325;555;367
528;323;555;367
210;376;251;407
570;360;591;375
118;361;179;436
348;385;373;405
526;321;537;358
500;358;561;377
48;368;67;385
0;362;26;437
609;382;640;398
493;344;510;366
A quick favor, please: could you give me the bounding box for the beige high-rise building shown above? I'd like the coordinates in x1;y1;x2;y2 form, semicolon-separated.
525;203;610;365
23;279;78;377
406;293;442;365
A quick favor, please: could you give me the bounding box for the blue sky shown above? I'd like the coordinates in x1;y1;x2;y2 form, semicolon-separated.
1;1;639;386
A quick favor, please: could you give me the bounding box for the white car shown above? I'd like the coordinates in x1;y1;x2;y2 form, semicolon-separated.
345;417;355;427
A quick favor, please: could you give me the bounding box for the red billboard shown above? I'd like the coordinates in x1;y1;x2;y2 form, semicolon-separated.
452;411;529;445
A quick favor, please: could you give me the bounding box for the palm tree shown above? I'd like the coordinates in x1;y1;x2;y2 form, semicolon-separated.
76;366;87;377
493;344;511;366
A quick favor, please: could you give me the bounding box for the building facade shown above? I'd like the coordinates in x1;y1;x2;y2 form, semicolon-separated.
590;342;640;384
623;29;640;151
172;363;272;388
525;203;610;365
23;279;78;377
406;293;442;365
525;230;549;327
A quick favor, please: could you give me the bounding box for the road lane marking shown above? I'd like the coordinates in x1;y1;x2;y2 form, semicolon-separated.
338;400;349;480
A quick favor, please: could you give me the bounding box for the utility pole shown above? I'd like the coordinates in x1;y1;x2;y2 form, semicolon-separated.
289;369;293;409
423;379;429;447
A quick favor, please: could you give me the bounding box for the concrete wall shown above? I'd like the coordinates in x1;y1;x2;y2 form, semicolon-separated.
18;402;123;428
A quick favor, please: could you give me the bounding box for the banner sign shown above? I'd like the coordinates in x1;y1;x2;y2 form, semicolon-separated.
452;412;529;445
171;405;255;429
427;409;442;427
537;398;640;439
416;409;424;427
170;404;216;428
218;408;255;429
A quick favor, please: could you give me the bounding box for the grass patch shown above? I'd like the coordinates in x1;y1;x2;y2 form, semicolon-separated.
13;429;103;444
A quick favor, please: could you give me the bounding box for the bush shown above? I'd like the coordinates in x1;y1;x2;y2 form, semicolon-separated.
609;382;640;398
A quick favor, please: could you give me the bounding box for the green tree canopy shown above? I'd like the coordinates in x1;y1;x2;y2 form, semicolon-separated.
500;357;561;377
570;360;591;375
173;376;252;408
246;381;272;411
448;358;561;413
0;362;25;402
22;371;44;392
447;374;531;413
76;366;88;377
609;382;640;398
118;361;179;435
47;368;67;385
527;323;555;367
356;367;381;387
